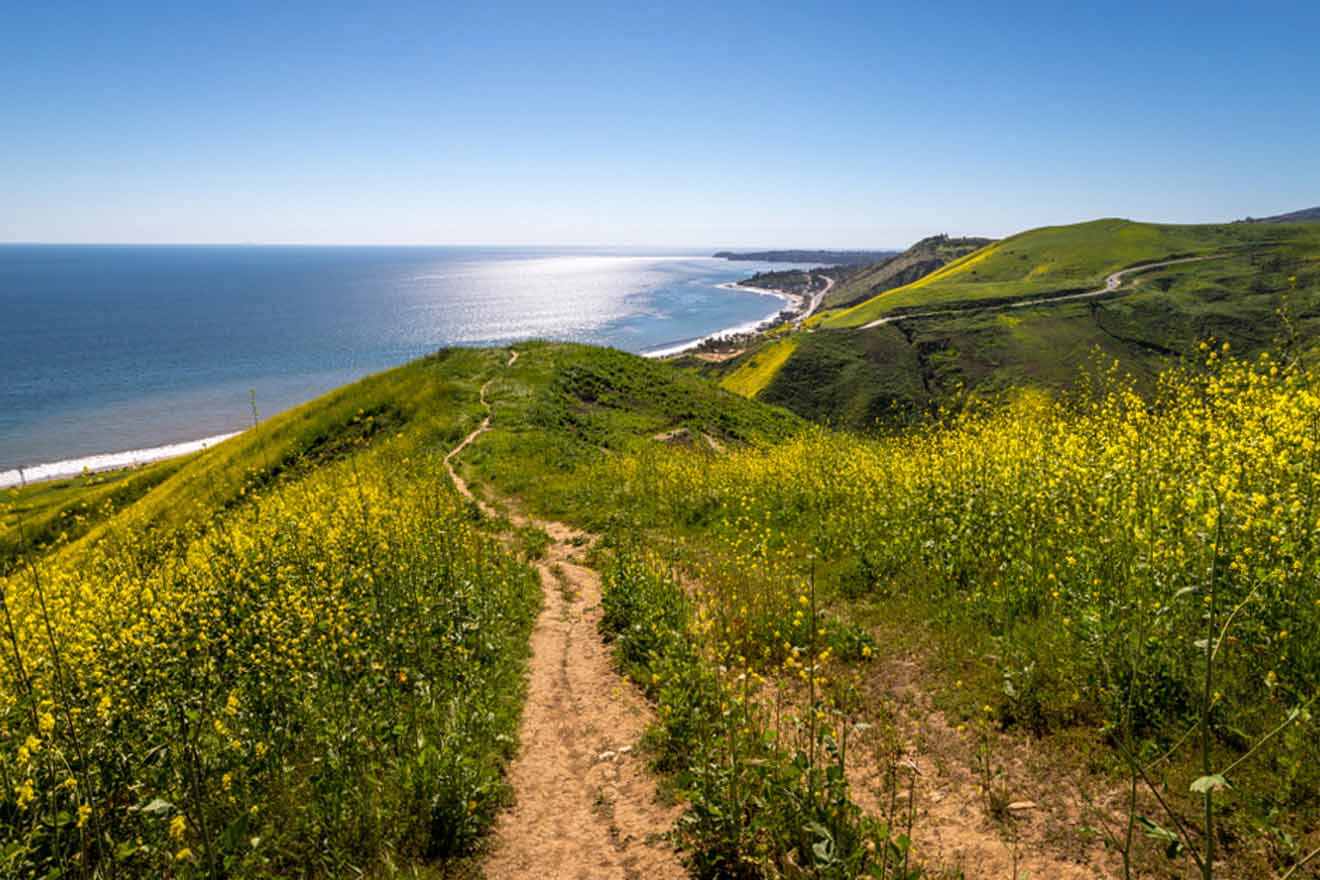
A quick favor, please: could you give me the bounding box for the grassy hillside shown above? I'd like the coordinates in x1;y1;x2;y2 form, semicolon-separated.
821;218;1320;327
455;342;803;521
3;347;513;578
56;348;506;556
0;348;543;878
5;338;1319;878
499;348;1320;879
718;336;801;399
1;457;189;576
703;218;1320;428
821;234;994;311
767;250;1320;426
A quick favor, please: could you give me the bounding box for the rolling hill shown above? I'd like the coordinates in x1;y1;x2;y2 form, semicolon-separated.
6;338;1319;879
819;234;995;310
701;217;1320;427
1245;205;1320;223
821;218;1319;328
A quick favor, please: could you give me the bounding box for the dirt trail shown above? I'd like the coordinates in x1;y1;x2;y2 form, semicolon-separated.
447;349;1112;878
444;350;518;508
445;350;685;880
483;521;685;879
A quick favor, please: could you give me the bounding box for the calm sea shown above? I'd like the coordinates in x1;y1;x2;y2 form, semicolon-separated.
0;245;802;478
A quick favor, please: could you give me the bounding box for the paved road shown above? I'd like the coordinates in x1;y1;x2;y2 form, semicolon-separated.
795;273;835;326
859;255;1222;329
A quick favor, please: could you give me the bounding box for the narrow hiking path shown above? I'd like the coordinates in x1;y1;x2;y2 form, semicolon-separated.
483;520;685;880
445;350;686;880
860;254;1224;329
443;349;518;507
447;349;1115;878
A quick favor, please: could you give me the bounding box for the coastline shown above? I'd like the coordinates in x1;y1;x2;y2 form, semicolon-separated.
4;271;799;488
0;431;242;490
641;281;804;359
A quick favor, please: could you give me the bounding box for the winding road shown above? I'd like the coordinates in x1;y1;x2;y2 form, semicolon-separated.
859;254;1222;329
794;273;834;326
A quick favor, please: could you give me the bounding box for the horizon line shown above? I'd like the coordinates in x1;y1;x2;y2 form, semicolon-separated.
0;240;906;251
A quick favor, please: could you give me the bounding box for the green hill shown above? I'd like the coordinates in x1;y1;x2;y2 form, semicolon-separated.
820;218;1320;328
6;338;1319;879
0;342;805;878
7;343;799;578
820;234;994;310
702;218;1320;427
1246;205;1320;223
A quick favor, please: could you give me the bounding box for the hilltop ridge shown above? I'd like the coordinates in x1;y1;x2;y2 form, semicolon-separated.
820;233;995;310
1242;205;1320;223
695;216;1320;428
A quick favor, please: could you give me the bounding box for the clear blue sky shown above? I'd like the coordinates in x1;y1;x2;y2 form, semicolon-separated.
3;1;1318;248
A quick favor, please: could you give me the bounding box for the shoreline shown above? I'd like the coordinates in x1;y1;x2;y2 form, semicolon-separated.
0;431;242;490
4;273;802;488
641;281;804;359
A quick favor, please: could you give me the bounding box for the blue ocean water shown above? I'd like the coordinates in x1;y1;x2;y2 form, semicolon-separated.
0;245;800;472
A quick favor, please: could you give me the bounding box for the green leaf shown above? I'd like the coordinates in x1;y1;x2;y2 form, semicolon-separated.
1190;774;1230;794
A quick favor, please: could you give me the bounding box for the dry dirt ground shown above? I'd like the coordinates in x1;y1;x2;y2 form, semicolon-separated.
448;352;685;880
482;520;685;880
848;656;1123;879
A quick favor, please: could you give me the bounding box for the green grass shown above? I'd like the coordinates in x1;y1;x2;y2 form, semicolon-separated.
821;218;1320;327
719;336;800;398
8;335;1320;878
458;342;803;523
821;234;993;311
506;350;1320;879
743;223;1320;429
1;457;190;575
756;329;930;427
0;346;542;878
57;347;507;556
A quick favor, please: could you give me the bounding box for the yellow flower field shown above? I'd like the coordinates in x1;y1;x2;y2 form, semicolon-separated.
0;433;538;877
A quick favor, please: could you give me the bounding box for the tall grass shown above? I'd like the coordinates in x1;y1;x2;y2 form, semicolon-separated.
569;348;1320;875
597;538;916;879
0;435;539;877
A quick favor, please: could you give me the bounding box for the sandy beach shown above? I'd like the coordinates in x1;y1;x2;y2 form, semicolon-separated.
642;281;803;358
0;431;241;490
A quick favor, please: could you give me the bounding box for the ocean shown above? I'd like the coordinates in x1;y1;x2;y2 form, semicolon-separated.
0;245;804;483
